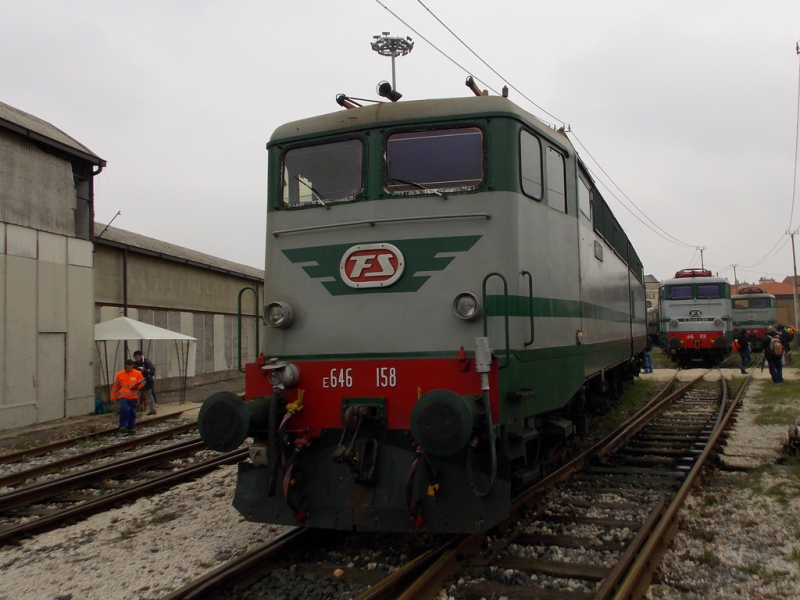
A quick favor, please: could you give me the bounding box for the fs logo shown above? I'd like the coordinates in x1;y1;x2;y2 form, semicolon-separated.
746;314;757;321
340;243;405;289
688;310;703;317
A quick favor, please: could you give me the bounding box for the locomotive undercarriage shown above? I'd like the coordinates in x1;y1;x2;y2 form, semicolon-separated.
200;355;641;533
234;430;512;532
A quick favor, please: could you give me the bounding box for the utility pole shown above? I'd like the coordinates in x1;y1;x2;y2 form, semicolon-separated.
730;264;739;287
788;229;799;332
697;246;707;270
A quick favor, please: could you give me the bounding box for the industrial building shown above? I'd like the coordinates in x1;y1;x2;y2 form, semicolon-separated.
0;100;265;432
93;224;264;395
0;101;105;429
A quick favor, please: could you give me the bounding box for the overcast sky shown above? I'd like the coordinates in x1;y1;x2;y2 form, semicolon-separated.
2;1;800;284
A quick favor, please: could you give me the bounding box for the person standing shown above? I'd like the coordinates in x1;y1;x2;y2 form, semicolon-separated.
780;325;793;364
763;327;784;384
734;329;752;374
643;336;654;373
133;350;157;415
112;359;145;433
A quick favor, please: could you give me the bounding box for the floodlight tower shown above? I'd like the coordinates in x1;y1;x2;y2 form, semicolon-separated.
371;32;414;91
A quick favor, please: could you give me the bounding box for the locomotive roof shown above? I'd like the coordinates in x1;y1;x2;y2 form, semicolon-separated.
661;275;730;286
269;96;572;149
732;292;775;299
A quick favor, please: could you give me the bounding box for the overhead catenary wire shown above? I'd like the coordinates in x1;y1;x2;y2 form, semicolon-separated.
416;0;564;127
375;0;798;279
587;166;698;249
569;131;696;249
741;234;791;270
379;0;700;253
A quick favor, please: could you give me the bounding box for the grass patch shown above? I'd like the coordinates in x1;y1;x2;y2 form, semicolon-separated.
150;512;180;525
791;548;800;568
652;349;674;370
703;494;718;506
700;550;720;567
736;563;763;575
767;485;790;506
118;519;147;539
584;379;665;444
751;381;800;425
735;465;774;494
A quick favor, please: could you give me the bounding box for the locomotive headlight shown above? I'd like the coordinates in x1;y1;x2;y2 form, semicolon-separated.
714;318;722;327
452;292;482;321
670;319;679;328
264;301;294;328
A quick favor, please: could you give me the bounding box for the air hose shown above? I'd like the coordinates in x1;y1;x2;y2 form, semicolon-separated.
466;388;497;498
266;386;281;497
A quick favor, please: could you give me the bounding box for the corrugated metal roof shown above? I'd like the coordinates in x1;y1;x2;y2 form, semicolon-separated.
0;100;105;166
94;222;264;281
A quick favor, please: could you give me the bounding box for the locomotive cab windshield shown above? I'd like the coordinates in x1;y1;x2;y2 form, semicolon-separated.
281;138;363;207
385;126;484;194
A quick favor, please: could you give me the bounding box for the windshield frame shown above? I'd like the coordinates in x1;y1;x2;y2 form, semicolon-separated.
278;135;366;210
383;123;487;197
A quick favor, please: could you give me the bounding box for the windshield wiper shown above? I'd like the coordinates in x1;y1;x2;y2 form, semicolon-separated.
387;177;448;199
293;176;330;209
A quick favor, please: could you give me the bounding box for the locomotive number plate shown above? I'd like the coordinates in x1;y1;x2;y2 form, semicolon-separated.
322;367;399;389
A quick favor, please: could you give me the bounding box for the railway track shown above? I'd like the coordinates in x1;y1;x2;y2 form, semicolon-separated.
0;411;191;465
0;428;245;546
161;366;755;600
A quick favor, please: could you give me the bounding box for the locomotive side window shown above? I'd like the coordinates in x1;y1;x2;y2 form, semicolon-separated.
281;139;363;207
386;127;483;193
578;176;592;220
520;130;542;199
669;285;693;300
546;147;566;213
697;284;721;299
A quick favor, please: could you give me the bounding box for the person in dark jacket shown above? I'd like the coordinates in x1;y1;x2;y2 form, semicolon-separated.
133;350;158;415
779;325;792;364
763;327;783;383
734;329;751;374
643;336;654;373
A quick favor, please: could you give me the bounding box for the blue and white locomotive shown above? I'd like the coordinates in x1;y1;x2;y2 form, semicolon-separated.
199;93;647;533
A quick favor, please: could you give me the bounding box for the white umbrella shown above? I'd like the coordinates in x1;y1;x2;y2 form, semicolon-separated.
95;316;197;341
95;317;197;405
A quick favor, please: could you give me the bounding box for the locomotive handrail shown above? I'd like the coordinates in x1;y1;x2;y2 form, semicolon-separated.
482;272;510;369
237;286;260;373
521;270;534;347
272;213;492;236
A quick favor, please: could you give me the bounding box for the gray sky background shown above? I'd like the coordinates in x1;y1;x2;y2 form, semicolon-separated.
2;1;800;284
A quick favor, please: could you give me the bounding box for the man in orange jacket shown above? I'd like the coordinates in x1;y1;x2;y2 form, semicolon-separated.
112;359;145;433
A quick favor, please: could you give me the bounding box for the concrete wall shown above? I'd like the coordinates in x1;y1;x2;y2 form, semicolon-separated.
0;223;95;430
94;244;263;396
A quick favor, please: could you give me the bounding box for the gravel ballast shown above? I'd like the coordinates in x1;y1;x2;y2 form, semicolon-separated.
0;465;286;600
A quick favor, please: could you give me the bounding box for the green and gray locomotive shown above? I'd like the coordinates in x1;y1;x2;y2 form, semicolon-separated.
199;95;646;533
